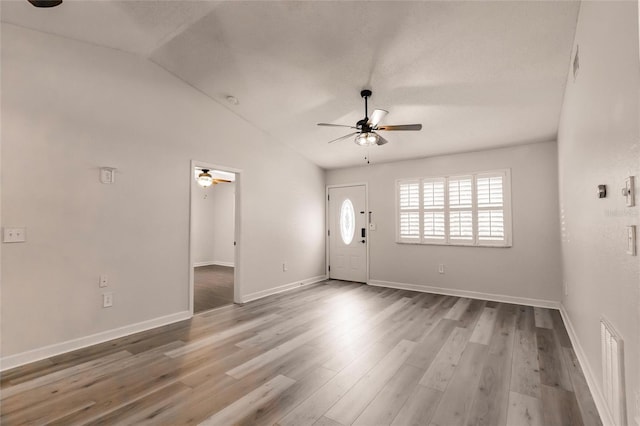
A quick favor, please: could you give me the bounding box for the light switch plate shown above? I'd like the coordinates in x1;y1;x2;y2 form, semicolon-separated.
100;167;116;184
99;274;108;288
624;176;635;207
627;225;636;256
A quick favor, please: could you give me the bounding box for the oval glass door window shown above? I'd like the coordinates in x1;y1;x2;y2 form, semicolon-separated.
340;199;355;245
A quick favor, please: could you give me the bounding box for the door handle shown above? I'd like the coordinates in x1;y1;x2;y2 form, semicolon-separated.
360;239;366;244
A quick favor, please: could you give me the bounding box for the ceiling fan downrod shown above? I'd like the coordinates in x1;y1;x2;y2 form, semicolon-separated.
359;89;372;130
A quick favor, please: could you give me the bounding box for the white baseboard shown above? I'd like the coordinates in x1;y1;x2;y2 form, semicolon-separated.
240;275;327;304
367;279;561;309
560;304;615;426
0;310;192;372
193;261;235;268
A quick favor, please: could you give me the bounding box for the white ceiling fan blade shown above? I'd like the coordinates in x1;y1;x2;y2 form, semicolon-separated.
318;123;357;129
328;132;358;144
369;109;388;127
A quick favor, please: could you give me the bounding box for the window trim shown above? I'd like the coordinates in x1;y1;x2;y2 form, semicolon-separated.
396;169;512;247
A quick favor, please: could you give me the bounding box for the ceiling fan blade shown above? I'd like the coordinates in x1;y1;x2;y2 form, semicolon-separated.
368;109;388;127
328;132;358;144
318;123;357;129
376;124;422;131
375;133;389;145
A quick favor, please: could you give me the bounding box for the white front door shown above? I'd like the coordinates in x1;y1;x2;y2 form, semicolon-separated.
328;185;367;283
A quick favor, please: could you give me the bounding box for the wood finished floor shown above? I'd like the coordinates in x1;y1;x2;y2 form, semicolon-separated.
0;281;602;426
194;265;234;313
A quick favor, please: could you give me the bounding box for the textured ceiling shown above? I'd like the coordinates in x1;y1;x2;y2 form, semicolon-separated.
2;0;580;169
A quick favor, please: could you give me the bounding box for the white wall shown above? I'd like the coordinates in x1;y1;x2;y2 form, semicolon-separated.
192;180;235;266
326;141;562;304
557;2;639;424
1;25;326;360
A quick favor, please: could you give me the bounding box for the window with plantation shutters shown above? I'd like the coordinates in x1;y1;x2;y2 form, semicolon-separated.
398;180;420;241
396;169;511;247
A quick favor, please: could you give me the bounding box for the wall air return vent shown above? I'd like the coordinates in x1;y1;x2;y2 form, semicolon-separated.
601;317;627;425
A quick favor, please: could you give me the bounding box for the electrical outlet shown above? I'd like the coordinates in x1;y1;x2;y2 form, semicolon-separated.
282;262;288;272
438;264;445;274
99;274;108;288
102;292;113;308
3;227;26;243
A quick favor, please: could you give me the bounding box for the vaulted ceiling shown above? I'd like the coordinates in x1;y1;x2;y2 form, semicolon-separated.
2;0;580;169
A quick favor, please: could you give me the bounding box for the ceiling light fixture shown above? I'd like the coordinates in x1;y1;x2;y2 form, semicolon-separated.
226;96;239;105
27;0;63;7
354;132;379;147
196;169;214;188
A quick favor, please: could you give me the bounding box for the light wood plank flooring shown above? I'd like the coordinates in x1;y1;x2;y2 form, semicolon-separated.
194;265;234;313
0;281;601;425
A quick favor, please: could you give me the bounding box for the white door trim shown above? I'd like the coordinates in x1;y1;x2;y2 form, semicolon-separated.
189;160;243;316
325;183;369;283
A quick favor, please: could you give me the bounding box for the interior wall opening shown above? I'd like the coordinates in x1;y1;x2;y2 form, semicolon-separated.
191;165;237;314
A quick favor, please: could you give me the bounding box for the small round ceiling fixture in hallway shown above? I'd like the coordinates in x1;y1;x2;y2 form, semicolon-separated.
27;0;63;7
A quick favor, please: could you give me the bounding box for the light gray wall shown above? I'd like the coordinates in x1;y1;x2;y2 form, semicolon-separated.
1;25;325;358
192;180;235;266
557;2;639;423
326;141;562;303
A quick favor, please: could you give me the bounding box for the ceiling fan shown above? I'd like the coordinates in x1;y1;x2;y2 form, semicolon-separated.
196;169;233;188
318;90;422;146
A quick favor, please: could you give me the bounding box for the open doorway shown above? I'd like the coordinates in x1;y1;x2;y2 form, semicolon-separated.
190;162;240;314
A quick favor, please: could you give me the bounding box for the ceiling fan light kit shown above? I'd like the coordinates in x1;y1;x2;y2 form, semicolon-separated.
318;89;422;148
196;169;214;188
355;132;379;147
195;168;234;188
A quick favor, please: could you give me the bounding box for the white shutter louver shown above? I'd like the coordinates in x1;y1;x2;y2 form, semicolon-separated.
423;179;445;240
398;181;420;241
400;212;420;240
399;181;419;210
449;177;473;241
477;175;505;242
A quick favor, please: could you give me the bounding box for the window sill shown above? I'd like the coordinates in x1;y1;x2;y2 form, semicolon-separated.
396;240;512;248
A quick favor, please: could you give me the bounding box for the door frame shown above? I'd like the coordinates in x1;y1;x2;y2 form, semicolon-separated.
189;160;243;316
325;183;370;283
